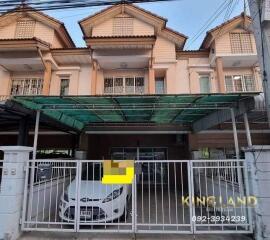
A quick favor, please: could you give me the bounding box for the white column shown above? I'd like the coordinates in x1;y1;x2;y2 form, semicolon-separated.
244;146;270;240
231;108;240;159
0;146;33;240
244;112;253;147
33;110;40;160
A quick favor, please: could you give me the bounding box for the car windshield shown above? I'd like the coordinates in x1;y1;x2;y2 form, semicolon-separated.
81;163;103;181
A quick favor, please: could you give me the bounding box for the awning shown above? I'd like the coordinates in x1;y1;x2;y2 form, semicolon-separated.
11;94;257;131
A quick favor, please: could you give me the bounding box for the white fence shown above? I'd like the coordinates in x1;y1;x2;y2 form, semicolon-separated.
191;160;252;233
21;159;253;234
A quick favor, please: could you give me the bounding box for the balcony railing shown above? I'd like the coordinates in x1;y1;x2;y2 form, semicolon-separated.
104;76;145;95
10;78;43;96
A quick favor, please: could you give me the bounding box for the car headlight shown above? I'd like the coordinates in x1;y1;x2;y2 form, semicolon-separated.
64;191;69;202
102;187;123;203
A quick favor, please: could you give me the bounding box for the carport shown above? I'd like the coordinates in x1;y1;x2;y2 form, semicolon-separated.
0;93;258;235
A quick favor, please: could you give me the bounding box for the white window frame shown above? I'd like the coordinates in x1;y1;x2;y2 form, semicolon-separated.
199;74;211;93
104;76;144;95
155;77;166;94
10;77;43;96
225;74;256;92
60;77;70;96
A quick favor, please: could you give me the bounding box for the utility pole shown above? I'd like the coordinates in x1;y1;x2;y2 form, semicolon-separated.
248;0;270;128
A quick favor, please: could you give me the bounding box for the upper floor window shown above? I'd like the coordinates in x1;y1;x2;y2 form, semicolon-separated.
10;77;43;96
225;75;256;92
155;77;166;94
60;78;70;96
230;33;253;54
199;75;211;93
15;20;35;38
104;76;144;94
113;17;133;36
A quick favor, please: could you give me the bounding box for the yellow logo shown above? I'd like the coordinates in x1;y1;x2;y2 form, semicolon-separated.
102;160;134;184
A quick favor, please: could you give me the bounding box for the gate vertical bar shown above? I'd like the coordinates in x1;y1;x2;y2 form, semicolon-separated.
27;110;40;222
21;160;30;230
132;166;136;234
75;160;81;232
243;159;253;232
188;160;195;234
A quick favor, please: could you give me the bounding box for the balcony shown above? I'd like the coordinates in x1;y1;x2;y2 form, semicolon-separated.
210;33;259;68
0;38;49;72
210;53;258;68
224;74;257;93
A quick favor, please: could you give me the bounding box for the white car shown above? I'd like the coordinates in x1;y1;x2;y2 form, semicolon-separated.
59;164;132;223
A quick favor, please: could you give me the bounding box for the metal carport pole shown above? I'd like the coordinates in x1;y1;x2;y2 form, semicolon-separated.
231;108;240;159
230;108;244;196
33;110;40;160
27;110;40;221
243;112;252;147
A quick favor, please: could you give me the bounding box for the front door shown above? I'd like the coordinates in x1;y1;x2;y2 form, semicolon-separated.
110;147;168;184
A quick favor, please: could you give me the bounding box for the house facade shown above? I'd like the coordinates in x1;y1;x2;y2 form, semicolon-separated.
0;3;269;239
0;4;268;160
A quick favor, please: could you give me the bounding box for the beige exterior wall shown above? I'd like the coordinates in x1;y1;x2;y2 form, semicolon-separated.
0;10;263;98
0;21;17;39
0;17;64;48
153;36;176;62
52;33;64;48
176;60;190;93
34;21;54;43
215;28;257;55
92;19;113;36
92;14;154;37
0;67;11;96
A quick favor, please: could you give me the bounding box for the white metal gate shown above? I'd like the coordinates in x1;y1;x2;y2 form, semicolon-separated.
21;159;252;234
191;160;252;234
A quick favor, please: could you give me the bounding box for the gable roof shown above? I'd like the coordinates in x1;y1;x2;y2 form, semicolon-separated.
200;13;252;49
79;3;168;31
79;3;187;49
0;4;75;48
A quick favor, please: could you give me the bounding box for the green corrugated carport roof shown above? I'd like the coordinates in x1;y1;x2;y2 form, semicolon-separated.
12;93;256;131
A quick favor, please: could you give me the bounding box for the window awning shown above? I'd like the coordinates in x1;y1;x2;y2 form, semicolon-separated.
13;94;257;131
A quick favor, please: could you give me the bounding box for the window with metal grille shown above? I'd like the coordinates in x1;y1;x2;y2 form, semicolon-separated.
15;20;35;38
230;33;253;54
60;78;70;96
225;75;255;92
113;17;133;36
10;77;43;95
104;76;144;94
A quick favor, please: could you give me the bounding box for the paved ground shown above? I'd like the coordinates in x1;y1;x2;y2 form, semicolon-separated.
19;232;253;240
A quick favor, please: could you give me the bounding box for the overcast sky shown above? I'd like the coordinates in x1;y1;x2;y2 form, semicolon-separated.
43;0;245;49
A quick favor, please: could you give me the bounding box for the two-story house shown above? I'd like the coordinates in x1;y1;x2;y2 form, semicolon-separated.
0;4;266;160
0;3;268;237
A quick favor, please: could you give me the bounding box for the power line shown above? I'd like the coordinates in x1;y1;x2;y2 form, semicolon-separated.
0;0;182;13
185;0;232;49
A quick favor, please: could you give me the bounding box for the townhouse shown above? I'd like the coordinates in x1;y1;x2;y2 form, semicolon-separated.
0;4;267;160
0;3;269;238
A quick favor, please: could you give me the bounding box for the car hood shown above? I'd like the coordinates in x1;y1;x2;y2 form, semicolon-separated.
67;180;123;200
